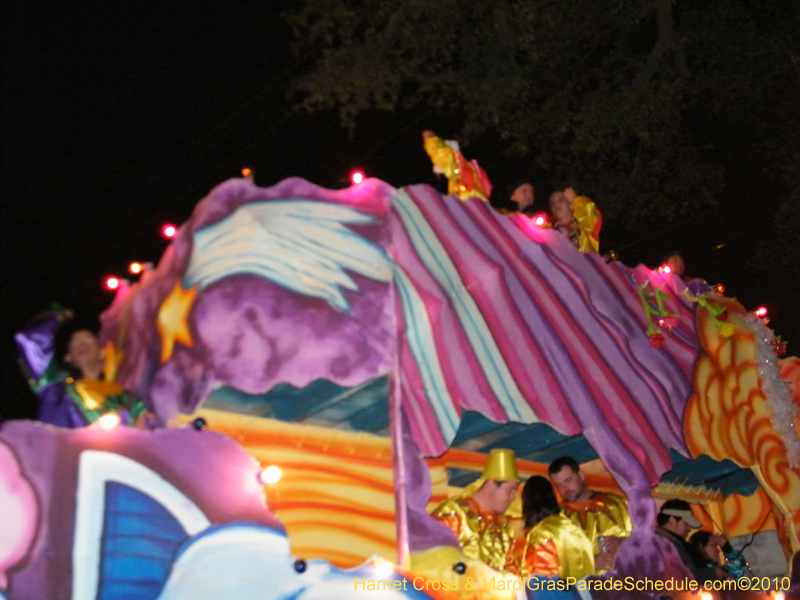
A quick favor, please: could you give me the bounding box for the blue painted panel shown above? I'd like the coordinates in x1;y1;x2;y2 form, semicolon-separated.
204;376;390;433
662;450;760;497
97;482;189;600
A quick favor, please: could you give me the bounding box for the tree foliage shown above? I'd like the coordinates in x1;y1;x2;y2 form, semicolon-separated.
285;0;799;225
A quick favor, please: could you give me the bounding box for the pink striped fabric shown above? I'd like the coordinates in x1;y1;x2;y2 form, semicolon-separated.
390;186;700;485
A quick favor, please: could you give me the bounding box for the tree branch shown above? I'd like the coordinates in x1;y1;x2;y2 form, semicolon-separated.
632;0;675;92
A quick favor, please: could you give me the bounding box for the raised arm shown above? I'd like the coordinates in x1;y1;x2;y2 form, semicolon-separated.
14;305;72;389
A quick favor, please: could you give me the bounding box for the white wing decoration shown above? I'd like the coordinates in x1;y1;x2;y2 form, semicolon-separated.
183;200;392;311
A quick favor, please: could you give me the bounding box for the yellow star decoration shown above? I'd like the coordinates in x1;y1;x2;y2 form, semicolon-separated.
103;340;123;383
157;281;198;362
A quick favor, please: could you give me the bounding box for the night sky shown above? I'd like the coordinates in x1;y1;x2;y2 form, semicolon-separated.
3;2;795;421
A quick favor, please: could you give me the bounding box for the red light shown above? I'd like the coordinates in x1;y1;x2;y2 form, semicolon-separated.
105;276;120;291
662;265;672;274
532;214;547;227
755;306;768;317
350;170;365;185
241;167;253;178
162;224;177;239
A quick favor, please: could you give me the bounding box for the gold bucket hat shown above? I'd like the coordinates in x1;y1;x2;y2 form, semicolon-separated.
457;449;520;515
482;448;519;481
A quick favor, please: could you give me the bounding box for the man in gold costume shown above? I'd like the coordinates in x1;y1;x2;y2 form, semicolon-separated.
548;188;602;253
422;130;492;202
548;456;631;572
430;449;518;571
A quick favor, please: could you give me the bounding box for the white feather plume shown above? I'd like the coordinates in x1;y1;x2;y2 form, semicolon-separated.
183;200;391;311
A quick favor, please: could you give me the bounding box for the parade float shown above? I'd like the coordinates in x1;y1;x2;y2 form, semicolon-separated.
1;176;798;600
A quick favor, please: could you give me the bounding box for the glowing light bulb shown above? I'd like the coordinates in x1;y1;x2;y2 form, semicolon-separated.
129;262;143;274
663;265;671;274
259;465;282;485
97;412;121;430
162;224;177;239
350;170;365;185
533;214;547;227
241;167;253;178
714;283;725;294
773;592;785;600
105;276;120;290
699;592;713;600
755;306;768;318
